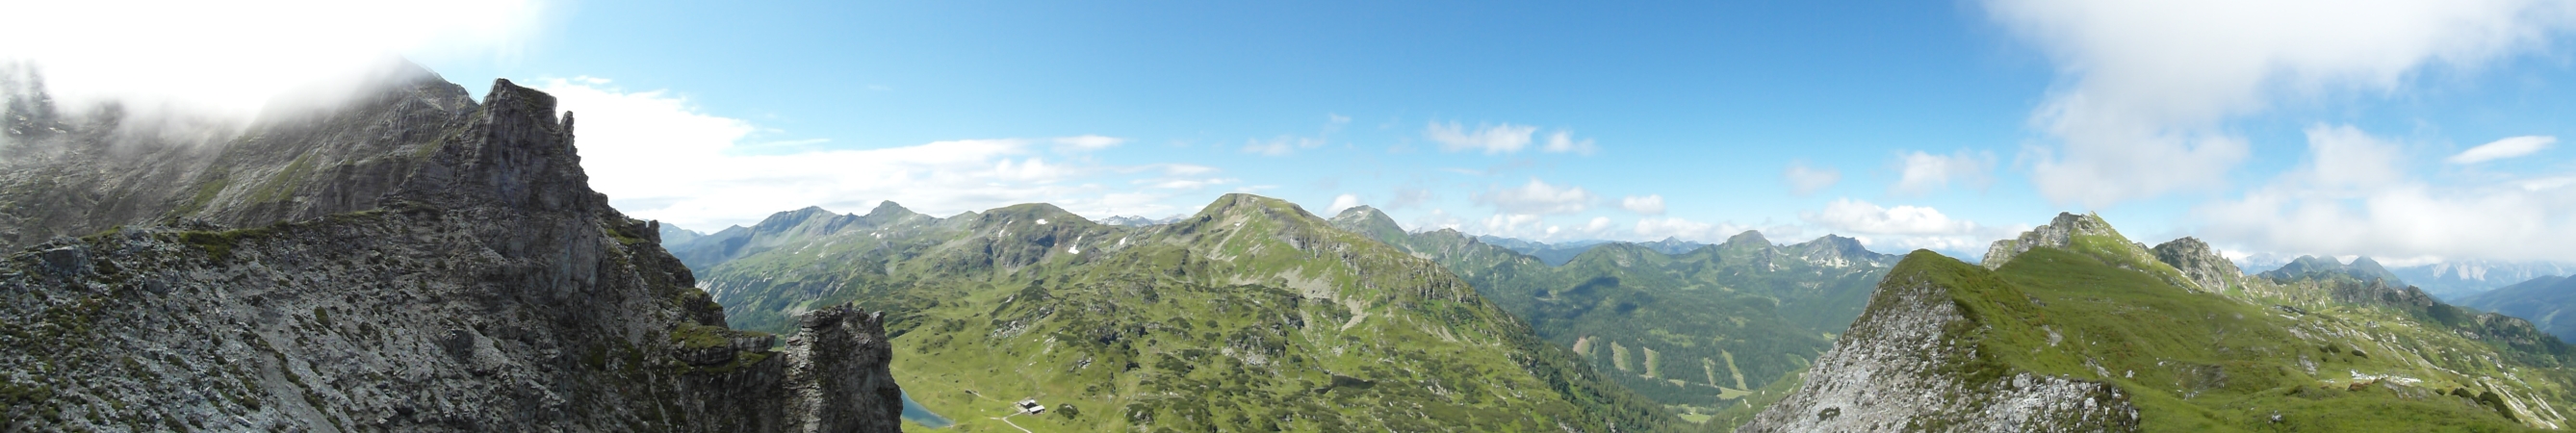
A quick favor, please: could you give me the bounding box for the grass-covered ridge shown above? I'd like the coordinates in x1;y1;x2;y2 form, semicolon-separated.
1814;212;2576;432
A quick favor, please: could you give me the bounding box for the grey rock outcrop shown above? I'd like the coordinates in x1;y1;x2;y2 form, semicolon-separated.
783;307;904;432
1981;213;2125;269
2151;237;2242;292
0;64;901;431
1741;253;2138;433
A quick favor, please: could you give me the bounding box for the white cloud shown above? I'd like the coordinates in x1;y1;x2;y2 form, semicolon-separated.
1475;178;1595;216
540;78;1215;229
1585;216;1613;232
1386;187;1435;210
1426;122;1537;154
1803;198;1977;236
1423;122;1598;156
1799;198;2011;253
1411;209;1467;233
1635;217;1721;242
2197;125;2576;262
1162;164;1219;176
1241;136;1325;156
1631;216;1799;243
1892;150;1996;195
2298;124;2407;191
0;0;548;117
1482;214;1546;237
1240;114;1349;156
1784;161;1842;195
1543;131;1599;155
1053;135;1127;151
1144;178;1235;190
2448;136;2556;165
1327;193;1364;215
1620;194;1666;215
1984;0;2576;206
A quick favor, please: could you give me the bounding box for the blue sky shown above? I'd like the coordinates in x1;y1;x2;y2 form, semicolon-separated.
11;0;2576;264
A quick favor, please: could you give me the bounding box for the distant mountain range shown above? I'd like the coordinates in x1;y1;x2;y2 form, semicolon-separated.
2396;261;2576;299
664;195;1684;431
1098;215;1183;226
2458;275;2576;343
2257;255;2406;286
1335;206;1895;429
652;198;2576;431
1474;235;1710;266
2234;253;2571;300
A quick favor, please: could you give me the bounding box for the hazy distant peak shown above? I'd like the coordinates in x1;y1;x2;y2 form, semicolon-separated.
1332;204;1389;220
757;206;841;228
1793;234;1870;254
1198;192;1316;221
1723;230;1770;248
1327;205;1406;241
977;202;1089;226
2258;254;2407;287
863;200;915;218
1099;215;1182;226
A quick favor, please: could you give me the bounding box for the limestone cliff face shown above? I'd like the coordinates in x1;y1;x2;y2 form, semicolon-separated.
0;65;899;431
1740;253;2138;433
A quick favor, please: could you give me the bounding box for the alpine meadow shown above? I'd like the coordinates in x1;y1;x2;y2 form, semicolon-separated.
9;1;2576;432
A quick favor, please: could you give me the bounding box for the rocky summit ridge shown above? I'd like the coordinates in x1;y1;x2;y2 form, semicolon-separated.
1980;212;2127;269
1750;211;2575;431
0;63;902;431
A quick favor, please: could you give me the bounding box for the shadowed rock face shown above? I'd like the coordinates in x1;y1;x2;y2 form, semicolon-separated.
0;64;900;432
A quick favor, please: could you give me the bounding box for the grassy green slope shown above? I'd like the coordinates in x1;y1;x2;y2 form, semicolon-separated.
705;194;1679;432
1326;206;1893;428
1905;216;2576;431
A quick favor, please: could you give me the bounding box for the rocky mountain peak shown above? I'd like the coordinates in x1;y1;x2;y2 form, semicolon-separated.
2151;237;2242;292
863;200;916;218
1723;230;1771;249
1198;192;1314;220
1980;212;2133;269
976;202;1089;227
1328;205;1406;241
763;206;841;226
1784;234;1890;267
0;70;904;431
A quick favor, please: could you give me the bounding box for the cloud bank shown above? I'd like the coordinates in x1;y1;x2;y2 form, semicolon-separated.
541;78;1223;229
1802;198;2017;252
2198;125;2576;262
1425;121;1598;155
1984;0;2576;206
0;0;549;117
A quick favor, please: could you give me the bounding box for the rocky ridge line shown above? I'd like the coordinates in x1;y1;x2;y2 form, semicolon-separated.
1739;252;2138;432
0;69;901;431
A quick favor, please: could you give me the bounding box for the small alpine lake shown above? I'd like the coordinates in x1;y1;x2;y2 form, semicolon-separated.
900;390;953;428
